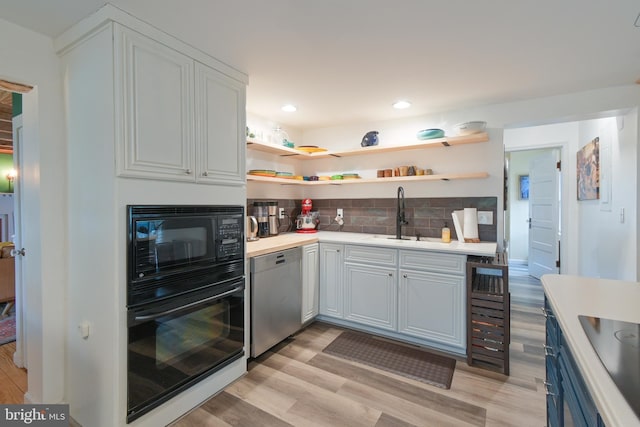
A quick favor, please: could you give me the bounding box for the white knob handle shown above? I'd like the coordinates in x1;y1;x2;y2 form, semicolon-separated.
10;248;26;257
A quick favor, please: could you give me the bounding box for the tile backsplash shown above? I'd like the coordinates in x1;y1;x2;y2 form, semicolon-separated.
248;197;498;242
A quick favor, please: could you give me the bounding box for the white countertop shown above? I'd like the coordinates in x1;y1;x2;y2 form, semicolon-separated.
542;274;640;427
246;231;497;258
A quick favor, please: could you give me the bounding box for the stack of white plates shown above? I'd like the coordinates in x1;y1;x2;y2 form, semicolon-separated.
453;121;486;135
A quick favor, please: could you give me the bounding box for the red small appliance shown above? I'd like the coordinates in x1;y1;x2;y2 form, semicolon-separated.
296;198;319;233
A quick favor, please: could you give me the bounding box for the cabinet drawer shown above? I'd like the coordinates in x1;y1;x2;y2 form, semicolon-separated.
344;245;396;266
399;250;465;275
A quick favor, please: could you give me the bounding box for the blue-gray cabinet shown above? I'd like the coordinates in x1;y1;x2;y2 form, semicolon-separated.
544;297;605;427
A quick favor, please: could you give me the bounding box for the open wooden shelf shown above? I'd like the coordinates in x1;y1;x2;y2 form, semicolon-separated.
247;132;488;159
246;172;489;185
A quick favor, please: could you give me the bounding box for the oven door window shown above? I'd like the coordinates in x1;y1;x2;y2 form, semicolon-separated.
127;283;244;422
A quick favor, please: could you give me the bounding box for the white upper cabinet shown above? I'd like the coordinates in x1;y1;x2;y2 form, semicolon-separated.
115;24;245;185
195;63;246;185
115;25;195;181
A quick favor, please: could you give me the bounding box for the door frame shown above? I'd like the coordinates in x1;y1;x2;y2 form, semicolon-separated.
11;114;26;367
506;141;568;275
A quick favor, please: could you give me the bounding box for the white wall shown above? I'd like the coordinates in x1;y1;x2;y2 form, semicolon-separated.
504;114;638;281
576;115;637;281
249;86;639;273
0;18;67;404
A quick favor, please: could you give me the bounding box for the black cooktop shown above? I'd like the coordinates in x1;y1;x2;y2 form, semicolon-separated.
578;315;640;419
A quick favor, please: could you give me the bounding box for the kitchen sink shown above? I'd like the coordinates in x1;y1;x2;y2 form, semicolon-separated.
370;235;448;243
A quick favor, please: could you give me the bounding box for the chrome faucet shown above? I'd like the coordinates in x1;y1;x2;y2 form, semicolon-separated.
396;186;408;239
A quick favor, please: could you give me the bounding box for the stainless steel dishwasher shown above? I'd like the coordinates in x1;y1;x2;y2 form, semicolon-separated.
250;247;302;357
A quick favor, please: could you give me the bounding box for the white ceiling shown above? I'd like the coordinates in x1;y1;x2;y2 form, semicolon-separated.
2;0;640;130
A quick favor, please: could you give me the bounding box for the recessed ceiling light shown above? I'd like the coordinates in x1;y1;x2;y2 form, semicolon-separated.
392;100;411;109
281;104;297;112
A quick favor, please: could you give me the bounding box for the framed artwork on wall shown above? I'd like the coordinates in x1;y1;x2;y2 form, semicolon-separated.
577;137;599;201
519;175;529;200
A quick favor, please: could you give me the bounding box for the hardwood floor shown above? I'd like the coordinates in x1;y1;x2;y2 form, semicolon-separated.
172;282;546;427
509;263;544;306
0;274;546;426
0;341;27;404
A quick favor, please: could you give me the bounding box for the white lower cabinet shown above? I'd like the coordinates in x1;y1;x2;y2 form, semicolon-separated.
318;243;467;354
398;250;467;352
301;243;319;323
344;262;397;330
398;269;465;349
319;243;344;318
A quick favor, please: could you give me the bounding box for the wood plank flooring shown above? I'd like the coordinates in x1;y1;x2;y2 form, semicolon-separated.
172;297;546;426
0;341;27;404
0;273;546;426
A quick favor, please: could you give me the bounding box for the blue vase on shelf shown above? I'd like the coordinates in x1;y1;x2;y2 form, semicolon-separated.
361;130;379;147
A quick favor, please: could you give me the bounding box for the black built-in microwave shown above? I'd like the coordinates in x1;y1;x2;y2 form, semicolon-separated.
126;205;244;307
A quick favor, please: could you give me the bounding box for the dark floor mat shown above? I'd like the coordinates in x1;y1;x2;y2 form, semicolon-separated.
322;330;456;389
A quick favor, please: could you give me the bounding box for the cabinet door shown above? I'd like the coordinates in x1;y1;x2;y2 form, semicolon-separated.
398;269;466;350
344;263;397;331
114;24;195;181
319;243;344;318
195;63;246;185
302;243;319;323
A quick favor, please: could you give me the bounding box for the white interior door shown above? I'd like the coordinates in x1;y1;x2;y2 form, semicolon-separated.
12;114;25;367
528;149;560;278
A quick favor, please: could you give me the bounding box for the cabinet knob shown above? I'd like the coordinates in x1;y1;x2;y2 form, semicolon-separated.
403;274;407;278
388;273;393;277
185;169;192;175
202;171;208;176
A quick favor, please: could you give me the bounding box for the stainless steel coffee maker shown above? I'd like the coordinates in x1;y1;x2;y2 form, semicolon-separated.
252;202;269;238
267;201;280;236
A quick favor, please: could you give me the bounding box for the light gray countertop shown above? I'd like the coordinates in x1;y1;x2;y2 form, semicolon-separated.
542;274;640;427
246;231;497;258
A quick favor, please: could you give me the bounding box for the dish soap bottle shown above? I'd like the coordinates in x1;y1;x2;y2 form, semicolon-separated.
441;222;451;243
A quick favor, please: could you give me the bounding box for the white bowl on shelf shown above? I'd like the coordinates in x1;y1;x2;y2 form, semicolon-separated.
453;121;486;135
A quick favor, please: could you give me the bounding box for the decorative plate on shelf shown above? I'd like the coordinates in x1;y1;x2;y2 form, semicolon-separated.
295;145;328;153
248;169;276;177
342;173;361;179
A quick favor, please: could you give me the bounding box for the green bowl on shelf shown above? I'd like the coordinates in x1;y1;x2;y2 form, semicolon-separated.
416;128;445;140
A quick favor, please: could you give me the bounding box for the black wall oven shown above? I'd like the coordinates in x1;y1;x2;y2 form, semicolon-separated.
126;205;245;423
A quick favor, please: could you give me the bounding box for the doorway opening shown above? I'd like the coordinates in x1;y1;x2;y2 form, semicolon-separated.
505;146;562;306
0;86;28;403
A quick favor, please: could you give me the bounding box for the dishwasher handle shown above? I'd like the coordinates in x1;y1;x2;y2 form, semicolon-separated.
251;248;301;273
